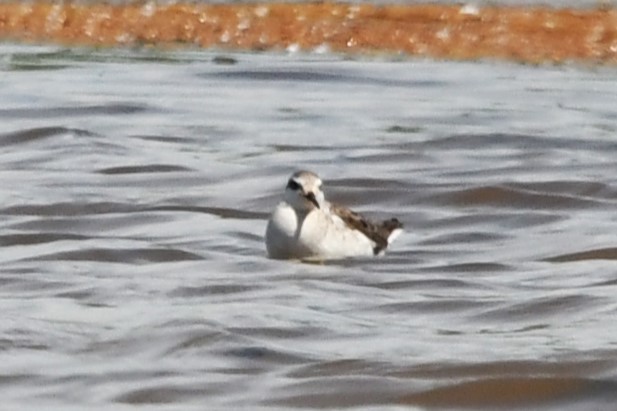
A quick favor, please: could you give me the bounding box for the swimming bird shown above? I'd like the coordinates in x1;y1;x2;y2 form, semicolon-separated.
265;171;403;260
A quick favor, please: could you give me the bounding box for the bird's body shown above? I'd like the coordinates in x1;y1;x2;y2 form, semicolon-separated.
265;171;402;260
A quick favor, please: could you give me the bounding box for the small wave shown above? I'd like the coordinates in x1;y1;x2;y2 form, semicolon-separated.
475;294;599;322
365;277;476;291
168;284;258;298
97;164;194;174
546;247;617;262
221;345;309;364
420;232;508;245
399;377;617;409
208;68;441;88
1;202;141;217
438;185;599;209
0;233;88;246
375;298;484;314
146;205;266;220
428;133;617;153
266;376;397;408
115;385;215;404
0;103;148;119
0;126;95;147
28;248;203;264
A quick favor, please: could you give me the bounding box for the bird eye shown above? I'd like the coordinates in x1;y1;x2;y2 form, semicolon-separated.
286;179;301;191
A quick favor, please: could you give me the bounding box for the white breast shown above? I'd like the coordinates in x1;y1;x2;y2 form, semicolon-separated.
266;202;375;260
265;202;306;259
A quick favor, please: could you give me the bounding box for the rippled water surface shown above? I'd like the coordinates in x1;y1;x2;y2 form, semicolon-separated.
2;45;617;410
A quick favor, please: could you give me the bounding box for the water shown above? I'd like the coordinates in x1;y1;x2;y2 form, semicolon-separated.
1;44;617;410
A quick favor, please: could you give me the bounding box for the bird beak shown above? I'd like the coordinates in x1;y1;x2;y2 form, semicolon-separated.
304;192;320;209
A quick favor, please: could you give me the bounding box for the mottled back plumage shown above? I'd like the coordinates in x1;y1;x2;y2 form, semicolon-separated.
330;204;403;254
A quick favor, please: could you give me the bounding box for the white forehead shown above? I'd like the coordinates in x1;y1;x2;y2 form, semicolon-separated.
291;170;322;187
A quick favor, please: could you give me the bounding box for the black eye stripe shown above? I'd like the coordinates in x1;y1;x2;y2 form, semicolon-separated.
286;179;301;191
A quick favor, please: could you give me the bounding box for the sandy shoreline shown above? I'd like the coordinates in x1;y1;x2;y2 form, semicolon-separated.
1;2;616;63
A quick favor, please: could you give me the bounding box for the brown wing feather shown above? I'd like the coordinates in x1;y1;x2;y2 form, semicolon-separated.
330;203;403;255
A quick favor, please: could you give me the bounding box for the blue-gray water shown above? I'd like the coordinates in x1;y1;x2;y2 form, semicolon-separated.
2;45;617;410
